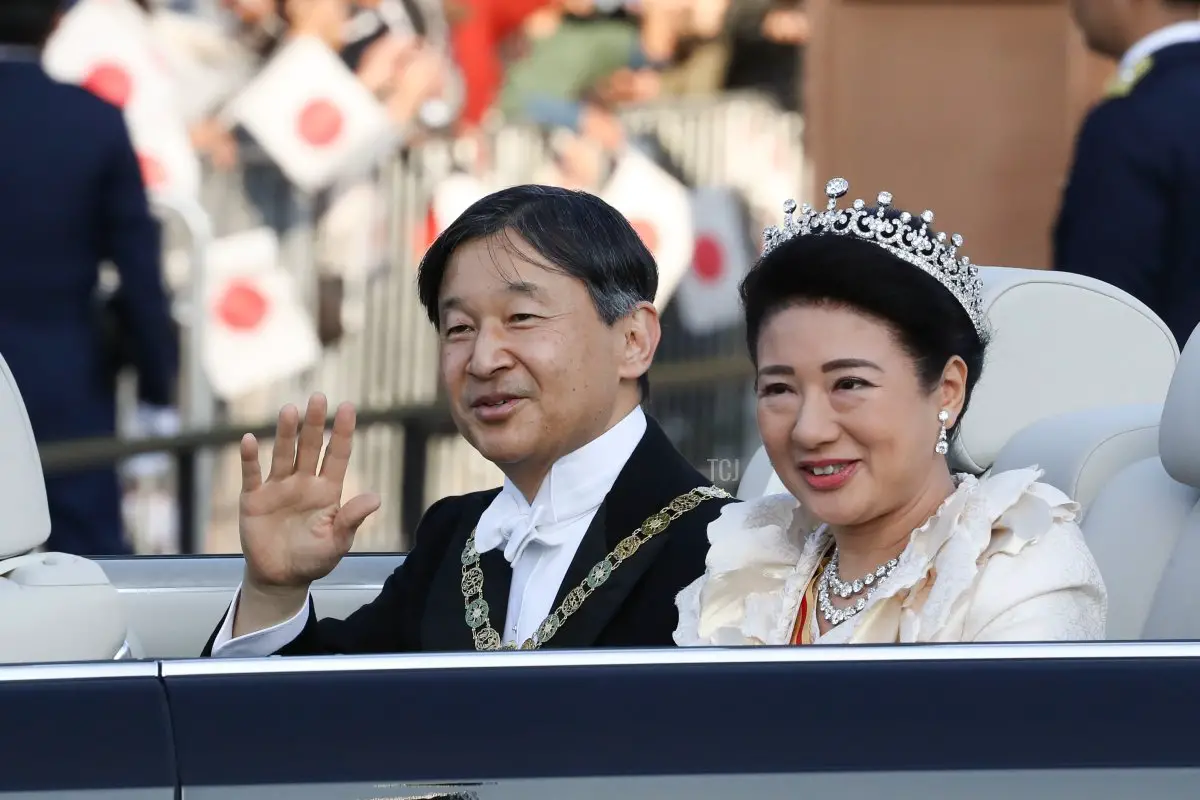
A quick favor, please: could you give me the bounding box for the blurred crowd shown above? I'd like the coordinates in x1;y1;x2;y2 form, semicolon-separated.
0;0;811;558
152;0;807;184
10;0;1200;570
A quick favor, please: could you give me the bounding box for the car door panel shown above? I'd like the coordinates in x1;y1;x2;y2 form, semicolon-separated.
159;644;1200;798
0;662;174;799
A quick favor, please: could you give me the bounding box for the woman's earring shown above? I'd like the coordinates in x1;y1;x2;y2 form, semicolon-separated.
935;409;950;455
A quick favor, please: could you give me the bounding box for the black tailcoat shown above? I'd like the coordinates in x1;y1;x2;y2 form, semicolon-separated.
203;417;738;655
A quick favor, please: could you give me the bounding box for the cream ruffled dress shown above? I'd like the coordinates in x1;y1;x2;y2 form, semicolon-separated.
674;468;1108;645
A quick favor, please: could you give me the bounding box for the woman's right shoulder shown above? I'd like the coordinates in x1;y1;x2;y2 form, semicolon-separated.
703;492;808;574
710;492;802;537
674;492;813;647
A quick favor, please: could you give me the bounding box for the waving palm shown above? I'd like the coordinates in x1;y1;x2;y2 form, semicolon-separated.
239;394;381;589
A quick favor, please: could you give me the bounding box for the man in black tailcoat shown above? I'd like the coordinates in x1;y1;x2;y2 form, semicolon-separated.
1056;0;1200;349
0;0;177;556
203;184;736;656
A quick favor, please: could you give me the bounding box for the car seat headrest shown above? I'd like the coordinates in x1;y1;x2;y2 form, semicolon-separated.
950;267;1178;473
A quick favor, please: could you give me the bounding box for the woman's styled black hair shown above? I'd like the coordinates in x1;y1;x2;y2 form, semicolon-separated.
740;230;989;435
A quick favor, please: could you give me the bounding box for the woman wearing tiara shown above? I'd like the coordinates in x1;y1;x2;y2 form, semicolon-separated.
674;179;1107;646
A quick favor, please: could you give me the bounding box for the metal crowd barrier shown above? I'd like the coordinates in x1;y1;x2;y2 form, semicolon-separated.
152;195;216;553
42;357;749;554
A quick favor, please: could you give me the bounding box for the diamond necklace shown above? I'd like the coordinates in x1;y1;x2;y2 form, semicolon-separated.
816;548;900;626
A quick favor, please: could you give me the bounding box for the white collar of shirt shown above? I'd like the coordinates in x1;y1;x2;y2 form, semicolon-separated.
1120;20;1200;78
475;406;648;564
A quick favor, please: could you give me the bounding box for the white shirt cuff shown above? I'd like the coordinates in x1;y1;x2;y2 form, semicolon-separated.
208;583;311;658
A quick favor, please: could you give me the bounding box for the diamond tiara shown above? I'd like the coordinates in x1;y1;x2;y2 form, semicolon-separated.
762;177;988;337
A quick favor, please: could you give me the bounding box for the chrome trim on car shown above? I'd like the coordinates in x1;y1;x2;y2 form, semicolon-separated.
98;553;403;592
0;661;159;682
160;640;1200;678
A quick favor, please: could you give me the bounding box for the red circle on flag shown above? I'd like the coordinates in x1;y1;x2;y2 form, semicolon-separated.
137;154;166;189
216;280;269;331
82;62;133;108
297;99;344;147
693;235;725;283
631;220;659;253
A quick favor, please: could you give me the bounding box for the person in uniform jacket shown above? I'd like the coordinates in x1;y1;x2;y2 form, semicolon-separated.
203;185;737;656
0;0;178;555
1056;0;1200;349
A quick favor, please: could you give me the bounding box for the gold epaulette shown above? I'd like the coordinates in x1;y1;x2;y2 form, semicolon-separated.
1105;56;1154;99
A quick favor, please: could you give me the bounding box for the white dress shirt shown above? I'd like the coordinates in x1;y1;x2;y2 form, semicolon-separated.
1119;20;1200;79
210;406;648;657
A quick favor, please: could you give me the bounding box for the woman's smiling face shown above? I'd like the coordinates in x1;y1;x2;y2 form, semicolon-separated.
755;302;958;527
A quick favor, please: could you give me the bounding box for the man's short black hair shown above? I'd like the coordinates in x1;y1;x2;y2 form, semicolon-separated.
417;184;658;398
0;0;61;46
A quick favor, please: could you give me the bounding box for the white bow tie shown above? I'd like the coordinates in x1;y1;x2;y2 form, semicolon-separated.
475;491;597;564
482;504;546;564
476;503;563;564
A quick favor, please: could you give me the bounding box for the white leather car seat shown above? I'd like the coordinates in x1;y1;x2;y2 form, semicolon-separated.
736;267;1179;500
989;404;1165;512
979;269;1178;507
736;445;787;499
0;353;128;663
1081;323;1200;641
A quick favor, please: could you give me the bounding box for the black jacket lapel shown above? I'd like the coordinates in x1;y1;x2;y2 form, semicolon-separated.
420;490;506;652
549;503;609;616
544;417;708;649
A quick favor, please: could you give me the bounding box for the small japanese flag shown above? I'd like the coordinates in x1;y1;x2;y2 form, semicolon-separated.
199;229;321;400
676;187;755;334
125;104;202;203
44;0;198;199
164;226;277;291
223;36;398;193
600;148;695;311
42;0;176;119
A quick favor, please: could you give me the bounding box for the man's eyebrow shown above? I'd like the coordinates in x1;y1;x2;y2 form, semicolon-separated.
438;281;547;319
439;296;464;318
502;281;543;298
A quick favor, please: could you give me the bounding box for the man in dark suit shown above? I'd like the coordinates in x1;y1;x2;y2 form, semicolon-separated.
0;0;178;555
205;185;737;655
1056;0;1200;349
